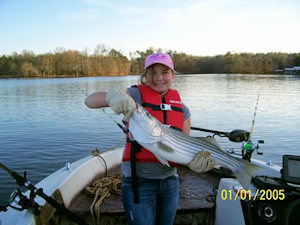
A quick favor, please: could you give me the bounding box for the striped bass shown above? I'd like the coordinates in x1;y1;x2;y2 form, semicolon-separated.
128;104;264;188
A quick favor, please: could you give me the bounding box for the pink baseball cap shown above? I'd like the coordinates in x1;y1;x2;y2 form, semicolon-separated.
144;52;174;71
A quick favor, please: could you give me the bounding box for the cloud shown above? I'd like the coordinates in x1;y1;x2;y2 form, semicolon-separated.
63;0;300;56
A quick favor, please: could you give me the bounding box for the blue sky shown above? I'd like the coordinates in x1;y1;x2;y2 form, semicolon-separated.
1;0;299;57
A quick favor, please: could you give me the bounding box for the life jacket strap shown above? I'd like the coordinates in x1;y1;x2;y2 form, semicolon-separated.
142;103;183;112
130;141;142;204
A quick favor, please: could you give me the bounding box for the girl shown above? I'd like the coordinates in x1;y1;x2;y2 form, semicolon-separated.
85;52;212;225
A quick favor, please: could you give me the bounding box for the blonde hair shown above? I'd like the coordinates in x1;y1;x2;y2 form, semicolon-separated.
139;69;147;84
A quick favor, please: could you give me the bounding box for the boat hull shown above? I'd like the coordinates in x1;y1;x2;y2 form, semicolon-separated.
0;148;123;225
0;147;284;225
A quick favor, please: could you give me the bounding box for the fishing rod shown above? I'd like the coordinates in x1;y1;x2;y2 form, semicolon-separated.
0;162;90;225
191;127;228;137
249;94;260;141
192;95;264;160
102;109;127;133
241;94;264;161
191;126;250;143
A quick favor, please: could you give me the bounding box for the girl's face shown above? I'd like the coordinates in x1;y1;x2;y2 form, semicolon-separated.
145;64;174;96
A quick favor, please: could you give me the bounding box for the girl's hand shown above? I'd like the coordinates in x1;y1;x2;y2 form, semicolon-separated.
188;151;214;173
105;88;136;122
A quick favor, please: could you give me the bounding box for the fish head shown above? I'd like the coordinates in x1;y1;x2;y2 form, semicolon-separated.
129;104;163;141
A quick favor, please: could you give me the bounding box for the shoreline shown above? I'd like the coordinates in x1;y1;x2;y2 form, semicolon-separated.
0;74;131;79
0;73;293;79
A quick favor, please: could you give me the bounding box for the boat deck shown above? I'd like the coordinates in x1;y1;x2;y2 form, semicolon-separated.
64;166;226;225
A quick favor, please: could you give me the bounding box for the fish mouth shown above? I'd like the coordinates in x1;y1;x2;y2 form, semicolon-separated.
136;104;152;118
136;104;143;112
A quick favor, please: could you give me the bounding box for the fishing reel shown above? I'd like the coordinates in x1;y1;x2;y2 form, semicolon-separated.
0;163;89;225
242;139;264;162
0;188;40;216
0;170;41;216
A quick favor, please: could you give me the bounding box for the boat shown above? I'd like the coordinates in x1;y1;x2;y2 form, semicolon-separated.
0;130;300;225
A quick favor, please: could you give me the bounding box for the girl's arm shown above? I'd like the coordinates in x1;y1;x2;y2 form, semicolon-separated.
182;117;191;135
85;92;108;108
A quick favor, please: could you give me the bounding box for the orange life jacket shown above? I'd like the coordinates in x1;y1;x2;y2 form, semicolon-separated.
123;84;184;165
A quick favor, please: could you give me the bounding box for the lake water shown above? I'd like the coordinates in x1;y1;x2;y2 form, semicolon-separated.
0;74;300;204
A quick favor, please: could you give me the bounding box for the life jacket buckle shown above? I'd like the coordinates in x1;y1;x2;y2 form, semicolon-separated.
160;103;172;111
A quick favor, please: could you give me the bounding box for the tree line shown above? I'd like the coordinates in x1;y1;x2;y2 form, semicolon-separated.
0;45;299;77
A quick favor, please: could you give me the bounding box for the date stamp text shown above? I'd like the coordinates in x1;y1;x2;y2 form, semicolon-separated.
220;189;285;201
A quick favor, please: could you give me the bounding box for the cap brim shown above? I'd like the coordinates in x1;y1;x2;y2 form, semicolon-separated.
145;62;174;71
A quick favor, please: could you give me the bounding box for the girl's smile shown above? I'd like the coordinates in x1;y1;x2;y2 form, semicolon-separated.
145;64;174;96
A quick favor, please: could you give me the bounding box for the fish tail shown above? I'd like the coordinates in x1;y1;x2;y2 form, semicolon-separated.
235;161;264;189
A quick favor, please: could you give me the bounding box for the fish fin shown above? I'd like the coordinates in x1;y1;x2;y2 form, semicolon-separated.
202;137;223;150
235;161;264;188
157;141;174;152
141;142;171;167
152;152;170;167
197;137;223;151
